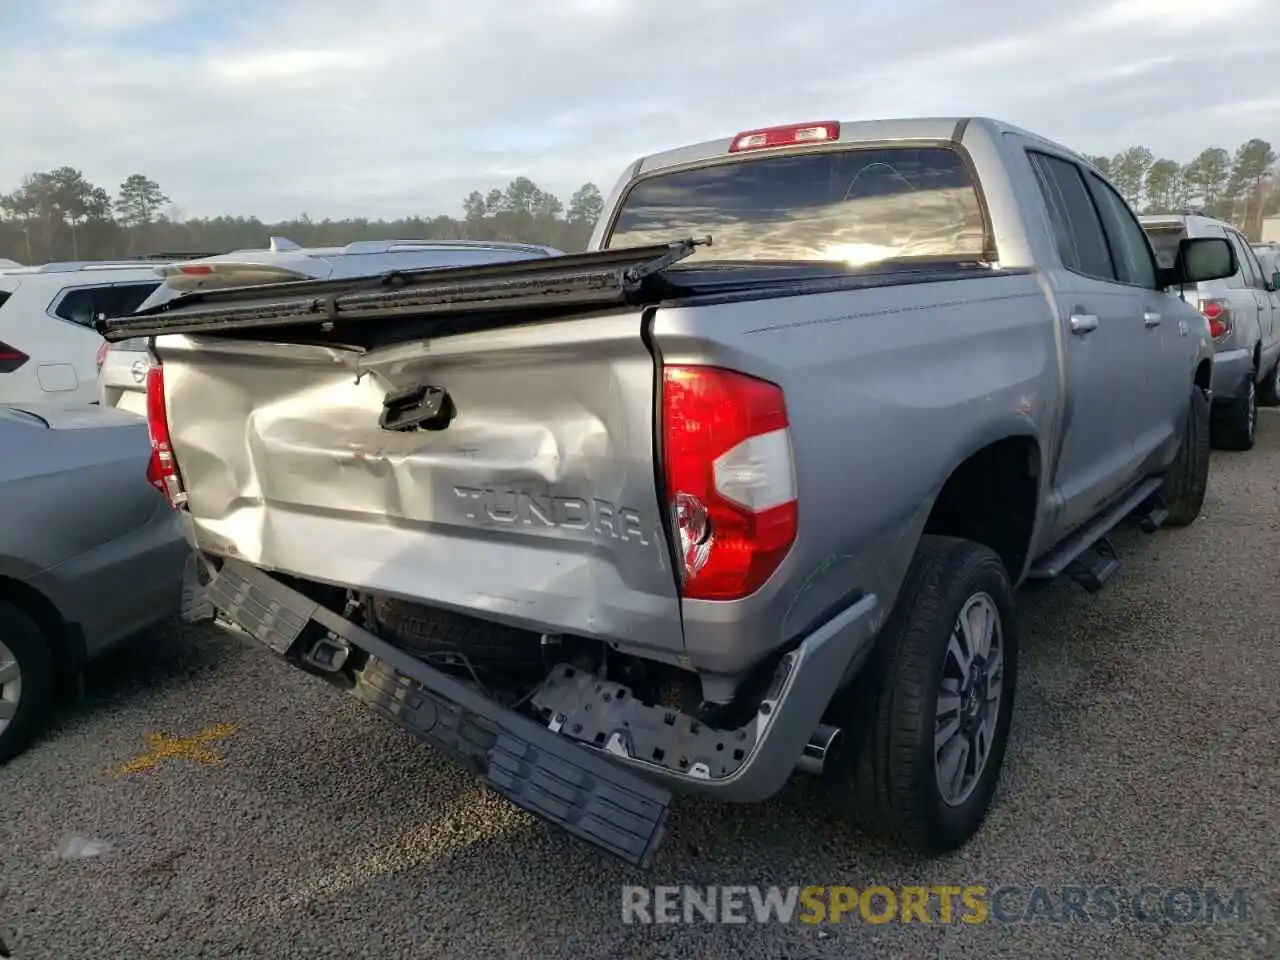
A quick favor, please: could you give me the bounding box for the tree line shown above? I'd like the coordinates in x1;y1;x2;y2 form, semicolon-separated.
1;136;1276;266
0;171;606;265
1082;138;1277;237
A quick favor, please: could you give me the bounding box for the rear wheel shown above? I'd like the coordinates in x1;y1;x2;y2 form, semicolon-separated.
1162;384;1211;527
0;602;54;765
836;536;1018;855
1212;373;1257;451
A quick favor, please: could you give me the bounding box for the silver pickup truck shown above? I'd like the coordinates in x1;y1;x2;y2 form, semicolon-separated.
100;117;1237;868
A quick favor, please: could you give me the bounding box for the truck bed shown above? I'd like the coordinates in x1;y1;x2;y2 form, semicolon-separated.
107;250;1047;683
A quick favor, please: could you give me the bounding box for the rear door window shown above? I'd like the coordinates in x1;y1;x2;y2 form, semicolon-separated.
1084;173;1158;288
53;282;161;327
1234;234;1267;290
605;146;990;265
1225;232;1256;289
1026;151;1115;281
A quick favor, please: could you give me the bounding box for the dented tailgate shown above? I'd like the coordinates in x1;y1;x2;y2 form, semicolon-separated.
156;310;684;657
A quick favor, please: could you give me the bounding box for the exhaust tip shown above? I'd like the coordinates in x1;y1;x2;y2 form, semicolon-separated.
796;723;842;776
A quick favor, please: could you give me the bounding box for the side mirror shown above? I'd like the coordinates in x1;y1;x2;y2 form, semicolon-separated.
1159;237;1237;288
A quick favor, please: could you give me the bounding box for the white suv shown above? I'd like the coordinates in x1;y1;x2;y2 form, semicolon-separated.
97;237;563;414
0;260;175;408
1141;214;1280;451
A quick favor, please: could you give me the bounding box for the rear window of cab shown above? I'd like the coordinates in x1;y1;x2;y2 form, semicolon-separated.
605;146;989;267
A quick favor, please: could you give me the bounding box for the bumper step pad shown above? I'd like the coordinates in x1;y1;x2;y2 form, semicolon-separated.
207;560;670;868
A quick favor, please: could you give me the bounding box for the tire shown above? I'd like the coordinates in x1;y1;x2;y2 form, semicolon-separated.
1259;360;1280;408
1211;373;1257;451
370;595;543;669
0;601;54;765
1162;384;1211;528
835;536;1019;855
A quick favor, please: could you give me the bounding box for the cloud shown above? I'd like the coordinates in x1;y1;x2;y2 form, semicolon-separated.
0;0;1275;221
42;0;195;33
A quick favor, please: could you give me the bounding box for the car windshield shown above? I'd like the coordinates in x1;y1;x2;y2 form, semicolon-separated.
1143;224;1187;270
605;146;989;267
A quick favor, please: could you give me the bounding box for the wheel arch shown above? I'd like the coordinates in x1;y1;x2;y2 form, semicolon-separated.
0;575;83;682
921;433;1042;583
1194;358;1212;393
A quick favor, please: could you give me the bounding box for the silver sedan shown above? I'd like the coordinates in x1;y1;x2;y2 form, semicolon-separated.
0;402;192;763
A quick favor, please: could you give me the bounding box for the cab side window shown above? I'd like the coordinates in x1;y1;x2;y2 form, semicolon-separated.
1218;229;1249;289
1084;173;1158;289
1027;151;1115;281
1233;233;1268;290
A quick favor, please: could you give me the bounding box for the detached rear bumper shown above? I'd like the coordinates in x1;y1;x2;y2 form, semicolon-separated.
187;557;879;866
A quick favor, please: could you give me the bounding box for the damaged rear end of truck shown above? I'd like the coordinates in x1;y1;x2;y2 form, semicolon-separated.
101;118;1045;866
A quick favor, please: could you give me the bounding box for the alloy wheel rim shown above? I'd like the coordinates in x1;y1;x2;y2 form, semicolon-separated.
934;592;1004;807
0;638;22;736
1248;381;1257;439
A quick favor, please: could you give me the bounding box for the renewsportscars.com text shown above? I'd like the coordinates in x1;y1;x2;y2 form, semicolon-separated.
621;885;1249;925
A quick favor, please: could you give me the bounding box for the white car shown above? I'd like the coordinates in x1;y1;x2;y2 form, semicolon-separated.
97;237;564;413
0;260;174;408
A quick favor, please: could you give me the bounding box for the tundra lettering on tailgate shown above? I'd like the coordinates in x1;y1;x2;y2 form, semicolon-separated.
453;486;653;545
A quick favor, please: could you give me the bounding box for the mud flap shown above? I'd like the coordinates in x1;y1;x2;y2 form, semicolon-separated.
207;559;670;868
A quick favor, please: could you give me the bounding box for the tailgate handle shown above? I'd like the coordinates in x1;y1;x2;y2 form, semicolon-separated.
379;384;455;432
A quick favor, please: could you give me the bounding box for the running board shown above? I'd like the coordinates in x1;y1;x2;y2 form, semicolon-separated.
1028;477;1165;582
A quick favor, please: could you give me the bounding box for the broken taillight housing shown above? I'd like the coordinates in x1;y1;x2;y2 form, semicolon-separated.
145;365;186;507
661;365;798;600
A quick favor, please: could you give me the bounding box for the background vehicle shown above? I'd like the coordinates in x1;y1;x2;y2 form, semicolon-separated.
0;259;181;408
97;238;564;413
1142;214;1280;450
97;337;152;416
0;402;192;763
104;116;1235;867
1253;242;1280;286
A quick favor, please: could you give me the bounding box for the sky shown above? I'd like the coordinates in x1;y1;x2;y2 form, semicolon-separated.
1;0;1276;222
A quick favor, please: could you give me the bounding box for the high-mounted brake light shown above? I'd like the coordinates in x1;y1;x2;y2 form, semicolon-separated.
729;121;840;154
1200;299;1231;341
145;365;186;507
0;340;29;374
662;365;798;600
178;264;215;275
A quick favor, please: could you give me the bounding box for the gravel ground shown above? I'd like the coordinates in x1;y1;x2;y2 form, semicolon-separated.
2;417;1279;960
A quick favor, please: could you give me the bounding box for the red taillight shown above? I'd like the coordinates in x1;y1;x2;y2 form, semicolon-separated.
145;365;185;507
661;365;798;600
0;340;29;374
729;121;840;153
94;341;109;372
1200;300;1231;341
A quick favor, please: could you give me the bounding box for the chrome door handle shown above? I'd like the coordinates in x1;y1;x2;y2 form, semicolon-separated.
1069;313;1099;334
1144;311;1162;327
